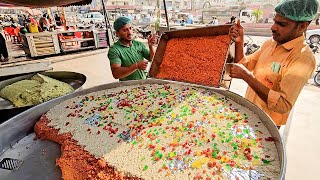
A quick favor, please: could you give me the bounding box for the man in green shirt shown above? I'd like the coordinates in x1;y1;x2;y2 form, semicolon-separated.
108;16;157;81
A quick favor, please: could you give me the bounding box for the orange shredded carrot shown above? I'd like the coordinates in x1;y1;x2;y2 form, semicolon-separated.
156;35;230;87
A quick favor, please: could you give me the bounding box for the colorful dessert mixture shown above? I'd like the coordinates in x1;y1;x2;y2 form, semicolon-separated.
156;36;230;87
35;84;280;180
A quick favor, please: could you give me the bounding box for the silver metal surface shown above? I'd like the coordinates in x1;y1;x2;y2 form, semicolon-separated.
0;133;61;180
0;79;286;179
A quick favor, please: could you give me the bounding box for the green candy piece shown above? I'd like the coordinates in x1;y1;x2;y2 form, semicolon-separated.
262;159;271;164
143;165;148;171
212;152;218;158
225;164;231;171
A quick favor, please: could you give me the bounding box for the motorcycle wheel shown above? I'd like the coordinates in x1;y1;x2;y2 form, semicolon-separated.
314;71;320;86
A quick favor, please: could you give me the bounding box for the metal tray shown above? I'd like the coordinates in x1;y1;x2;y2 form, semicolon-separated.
0;79;286;180
149;25;233;89
0;71;86;123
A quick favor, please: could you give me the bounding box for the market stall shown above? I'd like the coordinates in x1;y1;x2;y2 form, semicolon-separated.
1;0;111;57
23;32;60;57
0;23;286;179
57;29;95;53
20;28;108;57
94;30;108;48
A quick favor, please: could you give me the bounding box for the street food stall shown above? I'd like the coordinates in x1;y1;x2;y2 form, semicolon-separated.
58;29;95;53
0;1;285;180
1;0;110;58
21;28;108;57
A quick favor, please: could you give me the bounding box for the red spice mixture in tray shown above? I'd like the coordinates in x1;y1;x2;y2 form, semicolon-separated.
35;116;140;180
156;35;230;87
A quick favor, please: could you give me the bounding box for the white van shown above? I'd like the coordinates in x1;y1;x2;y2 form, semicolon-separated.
240;10;253;23
79;12;104;24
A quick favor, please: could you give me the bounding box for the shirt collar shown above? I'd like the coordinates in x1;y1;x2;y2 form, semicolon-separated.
272;35;305;51
117;40;131;47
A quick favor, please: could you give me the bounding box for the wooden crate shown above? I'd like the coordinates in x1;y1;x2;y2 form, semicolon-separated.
26;32;60;57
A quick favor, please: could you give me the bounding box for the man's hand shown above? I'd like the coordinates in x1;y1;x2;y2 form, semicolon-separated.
147;34;158;47
136;60;148;70
229;19;244;44
229;63;253;80
229;63;270;104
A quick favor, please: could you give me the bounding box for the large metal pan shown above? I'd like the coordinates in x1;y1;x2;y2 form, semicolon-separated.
0;79;286;180
0;71;86;123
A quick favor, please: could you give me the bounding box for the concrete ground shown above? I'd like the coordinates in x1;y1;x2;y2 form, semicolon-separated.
50;42;320;179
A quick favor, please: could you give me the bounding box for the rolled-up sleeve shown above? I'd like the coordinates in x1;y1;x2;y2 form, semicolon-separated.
267;55;315;114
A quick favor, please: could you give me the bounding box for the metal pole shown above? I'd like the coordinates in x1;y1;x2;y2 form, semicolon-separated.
101;0;113;46
163;0;170;31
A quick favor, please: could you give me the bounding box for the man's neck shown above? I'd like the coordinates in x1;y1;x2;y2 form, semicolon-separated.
120;39;132;47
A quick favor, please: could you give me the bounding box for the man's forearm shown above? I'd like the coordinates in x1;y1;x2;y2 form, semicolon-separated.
244;73;270;103
149;45;155;61
235;42;245;63
112;64;137;79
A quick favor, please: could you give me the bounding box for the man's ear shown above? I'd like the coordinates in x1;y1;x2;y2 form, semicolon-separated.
115;31;119;37
299;22;309;33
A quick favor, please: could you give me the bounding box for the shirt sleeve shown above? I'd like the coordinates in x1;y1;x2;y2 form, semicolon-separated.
141;42;150;61
267;55;316;114
238;41;268;71
108;47;121;65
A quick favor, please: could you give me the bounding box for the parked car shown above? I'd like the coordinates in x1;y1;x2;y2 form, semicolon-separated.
306;29;320;43
79;12;104;24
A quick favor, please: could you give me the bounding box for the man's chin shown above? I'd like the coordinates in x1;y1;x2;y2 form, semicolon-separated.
272;35;280;42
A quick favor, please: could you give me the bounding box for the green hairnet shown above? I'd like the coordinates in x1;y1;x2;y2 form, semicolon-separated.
113;16;132;31
275;0;319;22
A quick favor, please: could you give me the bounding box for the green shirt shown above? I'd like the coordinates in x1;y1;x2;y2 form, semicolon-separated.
108;40;150;81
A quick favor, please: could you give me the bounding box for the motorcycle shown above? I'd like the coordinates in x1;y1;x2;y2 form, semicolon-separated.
244;35;260;55
314;62;320;86
135;26;151;39
307;41;319;54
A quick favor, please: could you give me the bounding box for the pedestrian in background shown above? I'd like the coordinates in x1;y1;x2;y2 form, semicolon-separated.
0;33;9;62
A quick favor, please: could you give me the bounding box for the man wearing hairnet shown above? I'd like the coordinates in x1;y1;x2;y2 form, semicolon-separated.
108;17;157;81
228;0;318;127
